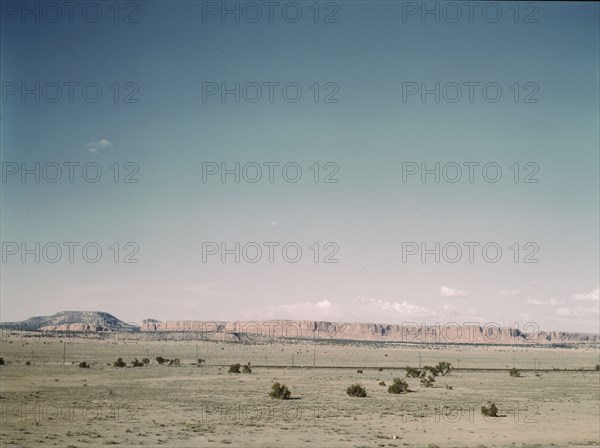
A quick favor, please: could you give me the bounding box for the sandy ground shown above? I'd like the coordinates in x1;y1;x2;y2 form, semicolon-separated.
1;333;599;447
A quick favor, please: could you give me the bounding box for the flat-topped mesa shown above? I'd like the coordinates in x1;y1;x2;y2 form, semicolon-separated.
138;319;599;345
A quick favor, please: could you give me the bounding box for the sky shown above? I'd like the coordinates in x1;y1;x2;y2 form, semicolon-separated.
1;1;598;333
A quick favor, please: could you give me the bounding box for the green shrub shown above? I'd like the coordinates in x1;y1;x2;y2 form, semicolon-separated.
422;366;440;377
420;369;436;387
131;358;144;367
242;363;252;374
509;368;521;377
114;357;126;368
0;357;4;365
357;369;363;374
168;358;180;367
155;356;166;365
481;401;499;417
378;381;386;386
596;364;599;371
142;358;150;365
269;382;291;399
229;363;241;373
197;358;205;366
78;361;90;369
405;366;420;378
436;361;453;376
388;378;409;394
346;384;367;397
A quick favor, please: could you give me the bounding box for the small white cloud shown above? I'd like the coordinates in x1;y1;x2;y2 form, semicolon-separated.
499;290;521;296
356;297;436;317
440;286;469;298
86;138;113;153
572;288;599;302
269;221;279;227
527;298;562;306
556;307;572;317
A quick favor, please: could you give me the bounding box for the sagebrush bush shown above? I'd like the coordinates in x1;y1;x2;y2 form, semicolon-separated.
346;384;367;397
357;369;363;374
229;363;241;373
388;378;409;394
509;368;521;377
481;401;499;417
0;357;5;365
155;356;166;365
142;358;150;365
405;366;420;378
131;358;144;367
269;382;291;399
168;358;180;367
421;375;435;387
78;361;90;369
378;381;386;386
436;361;453;376
197;358;205;366
242;363;252;374
114;357;126;368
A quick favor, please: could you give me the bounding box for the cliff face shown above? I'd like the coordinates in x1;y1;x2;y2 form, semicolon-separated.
2;312;597;344
138;319;599;345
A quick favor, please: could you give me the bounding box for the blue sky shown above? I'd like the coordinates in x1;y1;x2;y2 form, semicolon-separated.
1;1;598;332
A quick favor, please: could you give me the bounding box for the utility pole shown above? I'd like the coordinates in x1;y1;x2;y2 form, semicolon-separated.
63;342;66;365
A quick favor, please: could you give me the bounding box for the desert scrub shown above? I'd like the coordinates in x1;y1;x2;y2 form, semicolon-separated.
269;382;291;399
388;378;409;394
436;361;453;376
78;361;90;369
346;384;367;397
113;357;126;368
405;366;420;378
378;381;386;386
155;356;166;365
509;368;521;377
142;358;150;365
0;357;4;365
229;363;241;373
242;363;252;374
481;401;499;417
131;358;144;367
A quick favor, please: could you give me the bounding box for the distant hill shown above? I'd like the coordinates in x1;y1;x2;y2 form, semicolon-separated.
0;311;139;332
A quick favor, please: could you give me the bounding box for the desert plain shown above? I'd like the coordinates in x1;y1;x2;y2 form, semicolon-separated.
0;332;599;448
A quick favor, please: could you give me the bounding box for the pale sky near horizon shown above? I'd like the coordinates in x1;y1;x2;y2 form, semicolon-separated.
1;1;598;333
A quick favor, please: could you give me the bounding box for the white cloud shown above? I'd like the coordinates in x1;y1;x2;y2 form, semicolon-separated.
555;306;599;318
572;288;599;302
269;221;279;227
356;297;436;317
86;138;113;153
499;290;521;296
242;300;342;321
440;286;469;298
527;298;562;306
